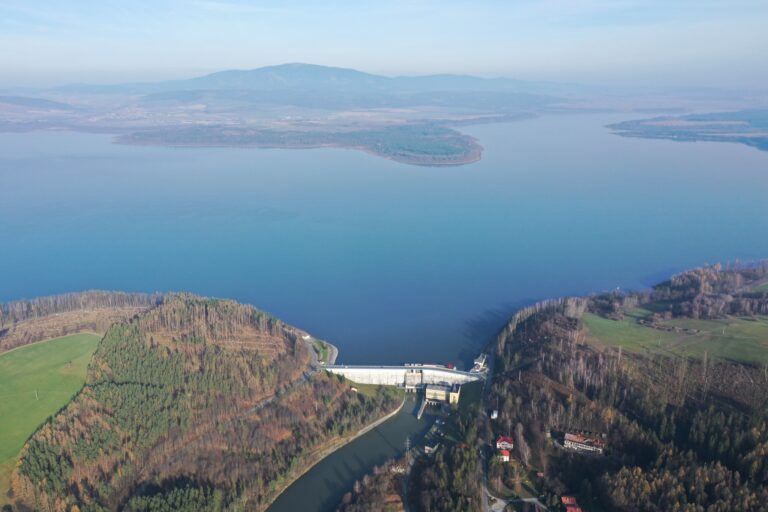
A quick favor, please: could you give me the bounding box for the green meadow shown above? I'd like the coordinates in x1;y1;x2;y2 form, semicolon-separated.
0;333;100;503
583;308;768;365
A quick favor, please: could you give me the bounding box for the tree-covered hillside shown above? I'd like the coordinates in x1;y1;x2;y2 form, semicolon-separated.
488;263;768;511
9;294;400;512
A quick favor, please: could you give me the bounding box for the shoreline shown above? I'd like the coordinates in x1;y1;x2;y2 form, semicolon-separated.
325;340;339;365
263;395;406;511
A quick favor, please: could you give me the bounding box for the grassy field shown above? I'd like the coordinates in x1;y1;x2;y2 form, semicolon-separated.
583;309;768;364
0;333;100;503
752;282;768;293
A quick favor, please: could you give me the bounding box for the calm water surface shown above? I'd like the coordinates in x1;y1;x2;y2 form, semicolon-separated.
2;113;768;367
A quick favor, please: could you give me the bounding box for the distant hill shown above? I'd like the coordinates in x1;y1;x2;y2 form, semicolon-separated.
51;62;566;96
0;95;73;110
178;63;388;92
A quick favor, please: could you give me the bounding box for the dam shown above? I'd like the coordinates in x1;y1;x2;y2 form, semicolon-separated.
323;363;484;390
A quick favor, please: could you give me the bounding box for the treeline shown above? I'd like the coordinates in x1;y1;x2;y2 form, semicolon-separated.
589;262;768;321
0;291;163;353
487;264;768;511
0;291;163;326
9;295;401;512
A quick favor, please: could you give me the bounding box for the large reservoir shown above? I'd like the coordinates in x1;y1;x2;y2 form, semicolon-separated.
2;113;768;368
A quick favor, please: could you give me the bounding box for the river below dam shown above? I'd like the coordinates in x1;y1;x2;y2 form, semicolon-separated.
268;396;435;512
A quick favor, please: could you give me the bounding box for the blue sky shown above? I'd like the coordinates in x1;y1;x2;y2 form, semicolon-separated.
1;0;767;87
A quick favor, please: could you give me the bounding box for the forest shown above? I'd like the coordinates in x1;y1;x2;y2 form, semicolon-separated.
8;294;401;512
487;263;768;511
409;406;484;511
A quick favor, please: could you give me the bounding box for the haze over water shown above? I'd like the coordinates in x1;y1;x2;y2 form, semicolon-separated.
2;113;768;366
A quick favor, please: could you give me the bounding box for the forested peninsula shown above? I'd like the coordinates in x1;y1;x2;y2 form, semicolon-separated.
609;109;768;152
4;293;400;512
116;123;483;167
481;263;768;511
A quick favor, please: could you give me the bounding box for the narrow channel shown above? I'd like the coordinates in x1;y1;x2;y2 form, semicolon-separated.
268;396;435;512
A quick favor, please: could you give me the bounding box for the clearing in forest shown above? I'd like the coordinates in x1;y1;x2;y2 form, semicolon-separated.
583;308;768;365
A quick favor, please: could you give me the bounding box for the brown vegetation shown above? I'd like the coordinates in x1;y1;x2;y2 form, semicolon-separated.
0;291;161;353
488;263;768;510
9;293;400;512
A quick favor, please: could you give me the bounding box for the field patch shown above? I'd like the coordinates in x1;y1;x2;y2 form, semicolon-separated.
0;333;100;502
583;310;768;364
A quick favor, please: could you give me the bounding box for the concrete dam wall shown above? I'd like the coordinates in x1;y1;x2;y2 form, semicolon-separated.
323;364;482;388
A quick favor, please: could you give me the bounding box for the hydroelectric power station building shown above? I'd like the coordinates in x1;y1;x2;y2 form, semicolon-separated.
323;363;484;399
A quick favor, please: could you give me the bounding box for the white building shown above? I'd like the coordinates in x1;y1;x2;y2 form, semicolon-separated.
564;433;605;454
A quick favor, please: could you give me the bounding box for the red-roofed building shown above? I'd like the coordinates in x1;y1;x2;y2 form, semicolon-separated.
496;436;514;450
561;496;577;505
498;449;510;462
565;507;583;512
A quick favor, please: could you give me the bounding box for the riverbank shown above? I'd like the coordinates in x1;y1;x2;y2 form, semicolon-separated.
264;395;406;510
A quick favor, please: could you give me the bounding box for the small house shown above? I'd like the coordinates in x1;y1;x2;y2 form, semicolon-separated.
498;449;510;462
496;436;514;450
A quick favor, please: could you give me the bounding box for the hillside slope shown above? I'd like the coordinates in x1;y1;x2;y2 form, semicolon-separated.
9;294;400;512
488;264;768;511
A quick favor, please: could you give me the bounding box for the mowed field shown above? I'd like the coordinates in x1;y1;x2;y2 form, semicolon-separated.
583;308;768;365
0;333;100;503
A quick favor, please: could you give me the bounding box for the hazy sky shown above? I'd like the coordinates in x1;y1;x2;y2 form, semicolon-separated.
1;0;767;88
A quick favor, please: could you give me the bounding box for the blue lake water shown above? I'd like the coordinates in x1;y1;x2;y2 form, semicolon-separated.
2;113;768;367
